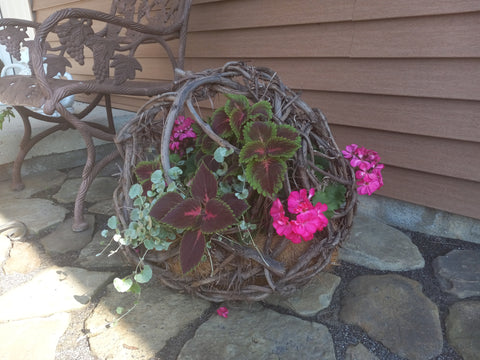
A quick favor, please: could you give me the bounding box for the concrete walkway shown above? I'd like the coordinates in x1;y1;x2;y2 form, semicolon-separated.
0;168;479;360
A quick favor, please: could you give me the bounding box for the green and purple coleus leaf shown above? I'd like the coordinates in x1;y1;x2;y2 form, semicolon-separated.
180;230;206;274
238;121;300;197
149;162;249;273
245;158;287;197
210;107;233;137
249;100;273;122
134;160;161;195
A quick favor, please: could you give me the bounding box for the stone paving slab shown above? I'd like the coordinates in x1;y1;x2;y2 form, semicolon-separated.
0;234;11;266
0;266;114;321
446;301;480;360
3;241;47;274
266;272;341;316
75;230;130;270
0;312;70;360
340;274;443;360
0;170;66;200
87;199;115;216
53;177;118;204
40;215;95;254
177;302;336;360
345;343;379;360
0;198;68;234
339;214;425;271
86;283;211;360
433;249;480;298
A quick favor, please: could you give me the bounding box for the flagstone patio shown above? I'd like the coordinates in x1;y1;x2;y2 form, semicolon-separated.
0;167;479;360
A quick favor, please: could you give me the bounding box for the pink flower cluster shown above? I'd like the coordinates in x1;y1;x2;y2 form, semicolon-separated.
169;116;197;155
270;189;328;244
342;144;384;196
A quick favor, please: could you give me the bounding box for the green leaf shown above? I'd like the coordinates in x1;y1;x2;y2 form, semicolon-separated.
134;265;153;284
130;208;141;221
101;229;109;237
151;169;164;185
167;167;183;180
128;282;141;294
129;184;143;199
113;277;133;293
143;239;155;250
213;147;234;163
312;184;347;218
107;216;117;230
116;306;124;315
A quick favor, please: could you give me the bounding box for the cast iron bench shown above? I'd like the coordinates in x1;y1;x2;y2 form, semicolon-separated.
0;0;192;231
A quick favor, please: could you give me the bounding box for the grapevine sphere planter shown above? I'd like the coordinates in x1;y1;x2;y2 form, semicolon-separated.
114;62;357;302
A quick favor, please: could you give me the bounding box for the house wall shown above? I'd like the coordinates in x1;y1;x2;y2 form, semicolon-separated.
32;0;480;220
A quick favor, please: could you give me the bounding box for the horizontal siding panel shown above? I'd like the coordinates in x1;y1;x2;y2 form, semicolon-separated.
35;0;110;21
32;0;79;12
186;23;353;58
301;91;480;142
378;166;480;220
184;58;480;101
351;12;480;58
331;125;480;182
187;13;480;59
189;0;354;31
353;0;480;20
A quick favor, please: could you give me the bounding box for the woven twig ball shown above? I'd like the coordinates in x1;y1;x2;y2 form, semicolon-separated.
114;62;357;302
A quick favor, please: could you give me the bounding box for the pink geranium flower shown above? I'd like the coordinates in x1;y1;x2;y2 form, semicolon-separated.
270;189;328;244
169;116;197;155
217;306;229;318
343;144;384;195
287;188;315;214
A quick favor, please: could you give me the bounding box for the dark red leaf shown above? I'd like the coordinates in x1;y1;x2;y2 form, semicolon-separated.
201;134;217;154
265;137;300;159
239;141;266;163
160;198;202;229
247;159;287;197
244;121;275;142
141;180;153;195
191;162;217;203
135;161;159;183
249;100;273;121
221;193;249;219
200;155;220;173
180;230;206;274
210;107;232;136
200;199;236;233
224;94;250;116
150;192;183;221
229;108;248;139
276;124;300;142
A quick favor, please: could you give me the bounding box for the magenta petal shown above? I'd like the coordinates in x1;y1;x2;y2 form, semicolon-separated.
217;306;229;318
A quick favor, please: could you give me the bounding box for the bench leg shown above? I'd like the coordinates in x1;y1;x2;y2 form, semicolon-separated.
10;110;32;191
11;108;70;191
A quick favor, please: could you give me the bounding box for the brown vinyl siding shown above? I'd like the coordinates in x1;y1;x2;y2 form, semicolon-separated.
32;0;480;220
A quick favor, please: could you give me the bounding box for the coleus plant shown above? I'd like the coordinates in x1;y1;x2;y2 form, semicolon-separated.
149;162;248;273
202;94;301;198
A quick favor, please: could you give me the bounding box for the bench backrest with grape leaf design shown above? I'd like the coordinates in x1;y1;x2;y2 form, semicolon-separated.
0;0;192;232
